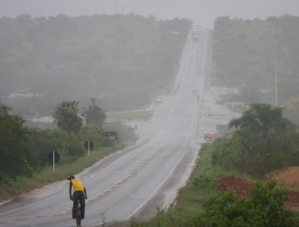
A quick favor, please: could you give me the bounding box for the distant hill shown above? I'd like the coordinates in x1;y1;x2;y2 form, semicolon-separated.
0;0;298;29
0;14;191;115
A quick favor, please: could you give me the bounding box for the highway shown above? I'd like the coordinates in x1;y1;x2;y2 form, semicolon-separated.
0;29;211;227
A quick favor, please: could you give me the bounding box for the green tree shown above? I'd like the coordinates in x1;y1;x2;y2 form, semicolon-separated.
200;180;296;227
25;129;68;169
84;98;106;127
53;101;82;133
228;103;296;139
212;103;299;176
0;103;31;182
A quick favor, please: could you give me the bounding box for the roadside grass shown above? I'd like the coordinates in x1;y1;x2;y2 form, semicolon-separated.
174;145;221;214
106;110;154;121
0;146;121;202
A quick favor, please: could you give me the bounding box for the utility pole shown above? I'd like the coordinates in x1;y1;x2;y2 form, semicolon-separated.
274;55;278;106
34;83;38;121
227;79;230;103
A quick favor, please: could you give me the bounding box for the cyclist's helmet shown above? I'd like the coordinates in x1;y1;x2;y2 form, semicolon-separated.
67;175;75;180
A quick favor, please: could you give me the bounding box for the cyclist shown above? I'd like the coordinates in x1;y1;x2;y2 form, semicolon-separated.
67;175;88;220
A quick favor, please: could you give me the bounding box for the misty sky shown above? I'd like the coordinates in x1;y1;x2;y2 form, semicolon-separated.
0;0;299;28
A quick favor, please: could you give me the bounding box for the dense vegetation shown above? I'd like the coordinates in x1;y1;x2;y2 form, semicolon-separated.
197;180;296;227
212;15;299;108
212;103;299;177
0;101;135;192
0;14;191;116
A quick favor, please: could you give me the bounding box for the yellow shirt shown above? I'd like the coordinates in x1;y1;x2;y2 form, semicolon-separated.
71;179;85;192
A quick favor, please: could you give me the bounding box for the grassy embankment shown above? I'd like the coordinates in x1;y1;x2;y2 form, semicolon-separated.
0;146;120;202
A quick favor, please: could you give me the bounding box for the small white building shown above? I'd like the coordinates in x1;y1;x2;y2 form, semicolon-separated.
9;88;43;98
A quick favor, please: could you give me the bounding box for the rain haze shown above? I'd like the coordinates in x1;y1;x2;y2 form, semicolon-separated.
0;0;299;28
1;0;299;226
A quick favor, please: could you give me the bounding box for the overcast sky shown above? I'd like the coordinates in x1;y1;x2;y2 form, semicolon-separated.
0;0;299;28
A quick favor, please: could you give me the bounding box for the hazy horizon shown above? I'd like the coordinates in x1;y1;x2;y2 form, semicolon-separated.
0;0;299;28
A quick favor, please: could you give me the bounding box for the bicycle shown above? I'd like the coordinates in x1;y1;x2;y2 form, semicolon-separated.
75;200;81;226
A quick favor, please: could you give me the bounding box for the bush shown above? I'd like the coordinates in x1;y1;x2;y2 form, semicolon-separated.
200;180;296;227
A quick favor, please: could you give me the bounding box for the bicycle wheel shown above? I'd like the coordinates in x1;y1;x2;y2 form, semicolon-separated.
76;215;81;226
75;201;81;226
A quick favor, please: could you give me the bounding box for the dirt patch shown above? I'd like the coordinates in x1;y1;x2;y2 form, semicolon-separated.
217;176;299;212
217;177;255;197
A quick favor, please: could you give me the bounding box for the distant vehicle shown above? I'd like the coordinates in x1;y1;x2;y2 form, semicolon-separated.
191;29;199;40
155;97;162;103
